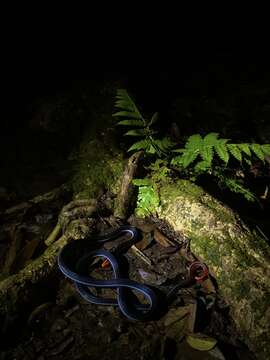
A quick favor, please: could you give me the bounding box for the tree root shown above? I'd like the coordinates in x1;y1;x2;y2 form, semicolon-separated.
0;197;98;340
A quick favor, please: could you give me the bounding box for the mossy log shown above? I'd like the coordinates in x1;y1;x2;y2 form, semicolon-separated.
155;179;270;359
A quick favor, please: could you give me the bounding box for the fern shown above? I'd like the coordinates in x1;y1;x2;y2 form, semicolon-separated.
112;90;270;203
132;179;160;217
219;177;257;202
113;89;175;156
172;133;269;170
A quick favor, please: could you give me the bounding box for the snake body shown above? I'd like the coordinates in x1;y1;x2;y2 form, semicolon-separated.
58;226;207;321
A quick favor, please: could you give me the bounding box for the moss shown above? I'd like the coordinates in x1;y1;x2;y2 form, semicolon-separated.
70;136;125;199
187;232;221;267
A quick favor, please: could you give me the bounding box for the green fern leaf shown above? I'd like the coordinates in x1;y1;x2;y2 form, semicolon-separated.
124;129;148;137
147;144;157;154
154;137;175;151
201;133;219;165
115;100;135;111
186;134;203;150
115;89;144;123
128;140;150;152
261;144;270;156
135;185;160;217
113;111;142;119
227;144;242;162
214;139;229;164
237;143;251;156
181;149;200;168
204;132;219;143
117;119;144;126
250;143;265;161
201;145;213;164
223;178;256;202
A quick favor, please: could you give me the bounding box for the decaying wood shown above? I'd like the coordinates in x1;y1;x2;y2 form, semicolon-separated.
114;151;143;219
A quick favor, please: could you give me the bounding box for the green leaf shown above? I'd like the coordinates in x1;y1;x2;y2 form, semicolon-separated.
186;134;203;150
227;144;242;162
115;89;144;123
113;111;142;119
250;143;265;162
124;129;147;137
146;144;156;154
261;144;270;156
203;132;219;143
214;139;229;163
201;145;214;164
135;185;160;217
117;119;144;126
128;140;149;152
223;178;257;202
171;155;184;167
181;149;200;168
114;100;135;112
238;143;251;156
152;137;175;155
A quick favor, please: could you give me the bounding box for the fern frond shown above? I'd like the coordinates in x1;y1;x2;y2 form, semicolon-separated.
237;143;251;157
117;119;144;126
262;144;270;156
128;140;149;152
114;89;144;124
250;143;265;162
186;134;203;150
153;137;175;152
113;111;142;119
134;183;160;217
200;133;219;165
176;134;203;167
214;139;229;164
204;132;219;143
227;144;242;162
221;178;257;202
181;149;200;168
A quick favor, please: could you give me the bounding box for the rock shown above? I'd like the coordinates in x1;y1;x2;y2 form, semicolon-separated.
155;179;270;358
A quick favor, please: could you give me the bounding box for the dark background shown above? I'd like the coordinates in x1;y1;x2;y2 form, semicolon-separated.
1;49;270;229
